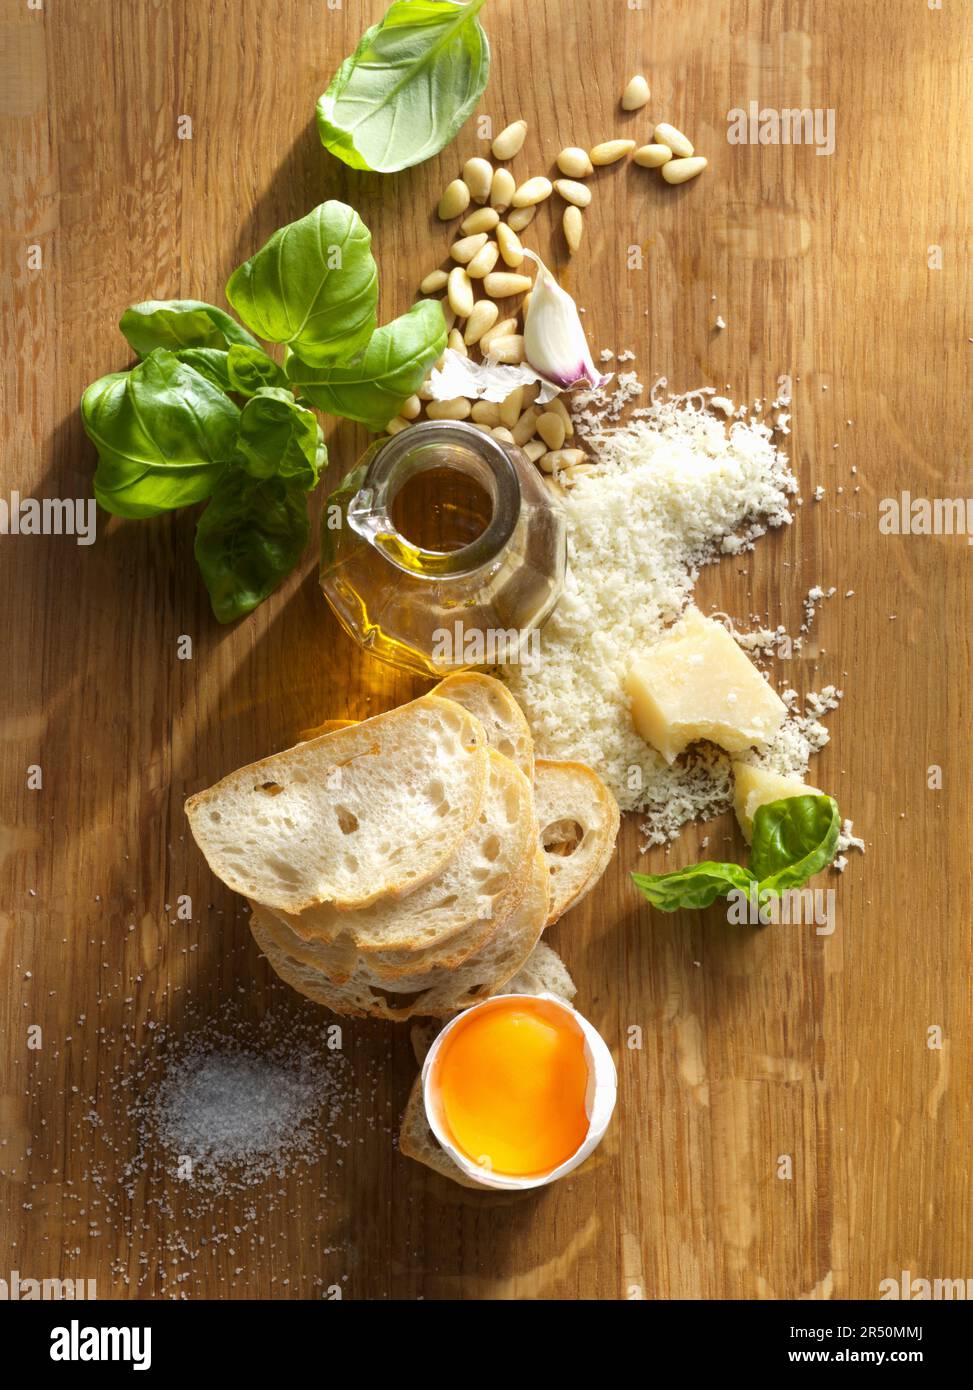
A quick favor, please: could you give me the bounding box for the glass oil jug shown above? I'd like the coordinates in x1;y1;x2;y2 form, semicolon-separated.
320;421;567;678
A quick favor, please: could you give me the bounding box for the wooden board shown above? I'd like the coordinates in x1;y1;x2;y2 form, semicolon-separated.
2;0;971;1301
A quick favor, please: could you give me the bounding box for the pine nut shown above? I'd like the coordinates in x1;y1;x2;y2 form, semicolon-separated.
427;397;472;421
441;304;457;332
478;317;517;354
463;156;493;202
622;75;650;111
438;178;471;220
634;144;673;168
491;120;528;160
562;206;583;254
539;448;587;473
498;387;524;429
400;394;422;420
496;222;524;268
417;377;435;402
420;268;449;294
461;206;500;235
492;426;516;444
654;123;694;157
386;415;410;435
471;400;501;426
661;155;707;184
554;179;592;208
589;139;636;165
464;299;499;345
522;382;540;407
511;176;553;208
487;334;525;364
557;146;594;178
447;328;468;357
483;271;532;298
450;232;488;264
490;168;516;211
537;412;567;451
506;205;536;232
467;240;500;279
447;266;475;317
523;439;548;462
521;290;532;317
547;396;574;437
562;463;595;485
512;406;540;445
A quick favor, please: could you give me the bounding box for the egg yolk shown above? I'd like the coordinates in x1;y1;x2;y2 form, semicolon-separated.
436;999;590;1177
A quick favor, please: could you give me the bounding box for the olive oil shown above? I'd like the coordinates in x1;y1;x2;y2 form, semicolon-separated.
389;466;494;554
320;422;567;678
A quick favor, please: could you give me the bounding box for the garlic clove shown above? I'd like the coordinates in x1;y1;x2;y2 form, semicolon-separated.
520;249;612;392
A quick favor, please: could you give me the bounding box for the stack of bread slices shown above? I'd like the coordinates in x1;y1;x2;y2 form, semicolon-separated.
185;674;619;1022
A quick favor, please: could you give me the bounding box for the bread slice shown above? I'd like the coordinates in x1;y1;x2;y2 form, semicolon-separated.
432;672;534;780
274;749;537;966
185;695;488;913
408;941;576;1072
399;941;577;1187
504;940;577;1003
534;759;620;926
398;1079;489;1189
249;847;550;1020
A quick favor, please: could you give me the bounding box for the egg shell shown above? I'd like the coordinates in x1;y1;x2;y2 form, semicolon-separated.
422;992;617;1191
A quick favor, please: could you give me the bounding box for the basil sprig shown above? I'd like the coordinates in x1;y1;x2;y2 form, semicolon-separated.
80;202;446;622
632;795;840;915
317;0;490;174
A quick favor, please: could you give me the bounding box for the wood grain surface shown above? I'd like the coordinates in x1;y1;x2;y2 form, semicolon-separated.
2;0;971;1301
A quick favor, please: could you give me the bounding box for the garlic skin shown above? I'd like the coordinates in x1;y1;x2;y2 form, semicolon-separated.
521;250;612;392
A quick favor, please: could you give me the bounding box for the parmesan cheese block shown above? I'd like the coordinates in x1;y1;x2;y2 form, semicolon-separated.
732;761;820;842
625;608;786;763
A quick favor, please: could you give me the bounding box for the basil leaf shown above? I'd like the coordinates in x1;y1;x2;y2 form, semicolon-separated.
226;344;288;395
234;390;326;489
287;300;447;431
225;202;378;367
317;0;490;174
174;348;234;393
751;794;841;894
120;300;261;357
194;473;309;623
82;349;240;518
632;862;756;913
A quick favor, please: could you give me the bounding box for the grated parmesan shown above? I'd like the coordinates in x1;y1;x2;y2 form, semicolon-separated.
501;381;845;846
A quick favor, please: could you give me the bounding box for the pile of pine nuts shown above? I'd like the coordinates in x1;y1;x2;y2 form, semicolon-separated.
387;81;706;489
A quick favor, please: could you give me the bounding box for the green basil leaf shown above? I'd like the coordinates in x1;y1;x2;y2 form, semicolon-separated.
226;344;288;395
751;794;841;893
120;300;261;357
82;349;240;518
632;862;756;913
286;300;447;431
234;390;326;489
195;473;310;623
225;202;378;367
317;0;490;174
174;348;234;393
